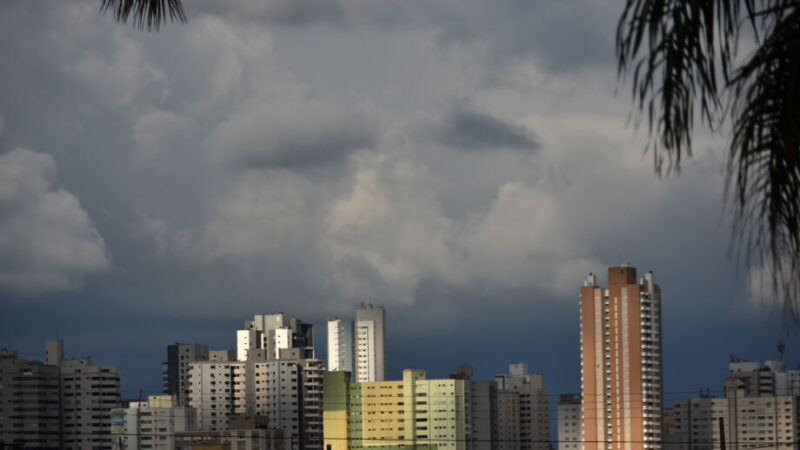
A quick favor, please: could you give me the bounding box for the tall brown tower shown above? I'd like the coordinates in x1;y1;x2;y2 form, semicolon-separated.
580;265;663;450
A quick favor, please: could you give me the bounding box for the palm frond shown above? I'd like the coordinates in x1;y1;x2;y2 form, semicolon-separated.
729;5;800;319
616;0;800;321
100;0;186;31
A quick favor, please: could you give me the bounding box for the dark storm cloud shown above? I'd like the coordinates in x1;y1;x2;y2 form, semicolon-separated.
423;106;538;151
206;102;376;169
428;0;613;73
195;0;614;75
0;0;786;404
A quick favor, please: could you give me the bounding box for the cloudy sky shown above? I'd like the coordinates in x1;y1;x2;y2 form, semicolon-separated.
0;0;795;409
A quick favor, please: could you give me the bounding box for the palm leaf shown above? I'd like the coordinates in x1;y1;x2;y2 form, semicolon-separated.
617;0;800;320
100;0;186;31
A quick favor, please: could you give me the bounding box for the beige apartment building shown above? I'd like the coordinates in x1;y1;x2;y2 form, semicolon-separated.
580;265;663;450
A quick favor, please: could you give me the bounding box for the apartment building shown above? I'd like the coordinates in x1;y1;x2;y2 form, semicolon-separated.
163;343;210;406
451;365;498;450
173;416;285;450
327;305;386;382
0;349;61;449
327;319;354;372
323;369;465;450
236;314;314;362
580;265;663;450
495;362;550;450
728;358;800;397
668;365;800;450
49;340;122;450
557;394;582;450
111;395;195;450
0;341;122;449
187;354;324;450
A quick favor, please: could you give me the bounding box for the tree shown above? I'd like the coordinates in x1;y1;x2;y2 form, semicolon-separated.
616;0;800;320
100;0;185;31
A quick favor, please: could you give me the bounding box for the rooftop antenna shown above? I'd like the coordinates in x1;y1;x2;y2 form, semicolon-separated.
778;339;786;363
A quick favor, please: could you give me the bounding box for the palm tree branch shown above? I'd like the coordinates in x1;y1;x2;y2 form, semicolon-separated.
100;0;186;31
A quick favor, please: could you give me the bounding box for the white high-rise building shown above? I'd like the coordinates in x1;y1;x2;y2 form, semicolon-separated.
327;319;354;372
236;313;314;362
355;304;386;382
728;357;800;397
111;395;195;450
187;354;324;450
237;330;260;362
186;360;240;431
326;304;386;382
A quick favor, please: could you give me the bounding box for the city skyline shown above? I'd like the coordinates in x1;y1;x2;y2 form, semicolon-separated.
3;294;796;402
1;0;799;448
3;287;794;404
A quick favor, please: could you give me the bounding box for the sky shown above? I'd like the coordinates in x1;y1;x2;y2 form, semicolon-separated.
0;0;797;414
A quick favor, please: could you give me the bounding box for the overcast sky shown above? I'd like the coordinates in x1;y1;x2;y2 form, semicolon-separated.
0;0;795;409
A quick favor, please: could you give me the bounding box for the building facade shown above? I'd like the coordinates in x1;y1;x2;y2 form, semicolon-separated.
1;341;122;450
327;319;355;373
237;314;315;362
173;416;285;450
187;355;324;450
111;395;195;450
50;340;123;450
495;390;520;450
355;305;386;383
327;305;386;383
323;369;465;450
495;362;550;450
451;365;498;450
580;265;663;450
669;381;799;450
187;360;240;431
0;349;61;449
163;343;210;406
557;394;582;450
209;350;236;363
728;358;800;397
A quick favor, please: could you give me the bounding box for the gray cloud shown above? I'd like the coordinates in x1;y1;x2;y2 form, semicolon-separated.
0;0;776;398
255;0;345;26
192;0;613;78
193;0;345;26
423;106;538;151
0;148;109;292
428;0;613;74
0;0;738;318
205;101;375;168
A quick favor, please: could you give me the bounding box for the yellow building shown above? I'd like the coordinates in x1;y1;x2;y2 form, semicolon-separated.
324;370;466;450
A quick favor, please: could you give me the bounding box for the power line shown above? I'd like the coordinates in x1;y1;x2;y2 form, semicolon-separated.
1;430;798;447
